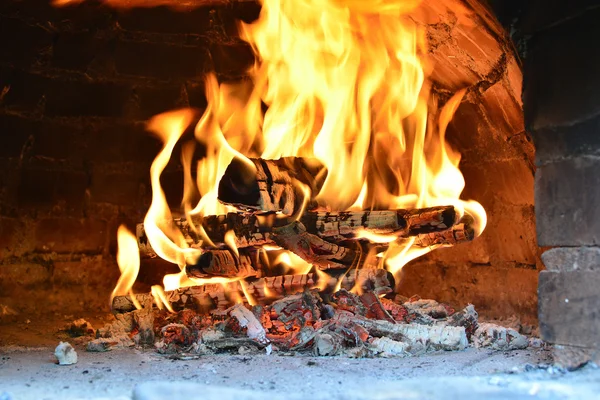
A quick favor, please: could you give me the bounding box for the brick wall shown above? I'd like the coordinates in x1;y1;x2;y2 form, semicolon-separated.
0;0;539;323
0;0;259;315
517;1;600;367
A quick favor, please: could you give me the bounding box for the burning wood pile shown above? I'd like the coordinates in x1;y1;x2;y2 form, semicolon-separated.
136;157;473;280
94;285;530;357
92;155;523;358
90;0;507;359
118;154;476;318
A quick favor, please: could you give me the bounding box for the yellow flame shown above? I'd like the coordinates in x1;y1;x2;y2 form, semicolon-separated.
239;280;256;306
355;229;399;244
262;245;283;251
104;0;489;298
274;251;312;275
385;238;434;275
334;272;347;293
349;183;368;211
224;230;239;258
229;283;244;305
313;268;333;292
111;225;142;310
263;281;277;299
151;285;174;313
144;110;201;268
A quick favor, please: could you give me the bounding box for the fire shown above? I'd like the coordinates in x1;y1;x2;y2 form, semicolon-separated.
95;0;488;305
111;225;141;309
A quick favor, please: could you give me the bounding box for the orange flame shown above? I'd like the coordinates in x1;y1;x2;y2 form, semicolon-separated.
111;225;142;309
103;0;488;298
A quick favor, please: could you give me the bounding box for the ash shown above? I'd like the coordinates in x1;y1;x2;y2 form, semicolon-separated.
91;289;532;358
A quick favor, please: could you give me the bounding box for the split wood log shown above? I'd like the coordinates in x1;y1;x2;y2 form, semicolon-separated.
218;157;326;215
113;269;394;314
136;213;276;257
302;205;457;239
272;221;358;269
346;315;469;352
136;205;458;257
414;214;475;247
186;249;264;279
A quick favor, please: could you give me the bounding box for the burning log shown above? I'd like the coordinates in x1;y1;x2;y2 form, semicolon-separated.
113;269;394;314
136;213;276;257
136;205;458;257
301;205;457;239
414;214;475;247
218;157;326;215
272;221;358;269
186;249;264;279
348;316;469;352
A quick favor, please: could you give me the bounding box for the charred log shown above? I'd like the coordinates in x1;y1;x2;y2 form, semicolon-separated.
272;221;359;269
218;157;326;215
136;205;458;257
301;205;457;240
186;249;264;279
136;213;277;257
113;269;394;314
414;214;475;247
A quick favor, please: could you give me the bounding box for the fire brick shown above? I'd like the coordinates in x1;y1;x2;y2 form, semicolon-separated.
18;168;88;211
523;8;600;132
52;32;112;72
209;42;255;79
0;68;49;113
0;16;52;68
117;6;215;35
45;78;132;117
86;122;161;164
0;0;114;32
532;114;600;167
134;83;188;119
89;170;146;206
34;217;107;253
539;270;600;348
0;217;21;253
460;159;534;207
115;40;208;80
31;118;85;161
185;81;208;109
0;113;36;158
535;156;600;246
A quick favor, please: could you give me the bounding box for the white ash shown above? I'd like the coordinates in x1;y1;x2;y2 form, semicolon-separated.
351;317;468;353
86;338;117;352
96;312;135;348
196;327;263;355
474;323;529;351
133;307;155;346
228;304;270;346
54;341;78;365
95;307;154;348
313;333;341;356
66;318;94;337
403;299;450;319
370;337;410;357
86;292;540;359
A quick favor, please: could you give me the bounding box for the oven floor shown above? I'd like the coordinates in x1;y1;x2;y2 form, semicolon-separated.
1;317;598;400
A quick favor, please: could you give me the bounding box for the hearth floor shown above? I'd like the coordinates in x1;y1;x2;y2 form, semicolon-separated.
1;317;599;400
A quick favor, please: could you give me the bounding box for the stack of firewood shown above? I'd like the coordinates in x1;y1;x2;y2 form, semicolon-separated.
121;157;474;312
92;157;531;358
